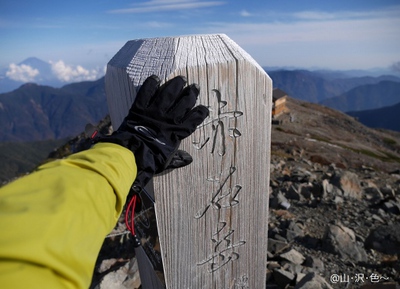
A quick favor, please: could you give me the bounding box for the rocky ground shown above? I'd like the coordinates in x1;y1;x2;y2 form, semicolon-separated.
266;98;400;289
267;154;400;289
50;98;400;289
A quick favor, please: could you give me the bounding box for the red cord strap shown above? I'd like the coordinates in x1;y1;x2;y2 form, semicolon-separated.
125;194;137;236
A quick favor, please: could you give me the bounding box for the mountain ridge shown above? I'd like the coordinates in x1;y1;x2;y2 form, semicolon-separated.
319;80;400;112
347;102;400;132
267;69;400;103
1;69;400;144
0;138;68;183
0;77;107;141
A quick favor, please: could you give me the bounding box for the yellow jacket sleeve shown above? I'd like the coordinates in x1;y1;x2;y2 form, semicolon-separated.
0;142;136;289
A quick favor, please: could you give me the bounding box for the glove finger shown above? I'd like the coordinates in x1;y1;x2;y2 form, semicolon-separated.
154;76;187;113
165;150;193;169
177;105;209;139
133;75;161;111
169;84;199;122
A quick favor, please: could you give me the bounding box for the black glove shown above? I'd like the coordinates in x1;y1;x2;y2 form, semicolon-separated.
99;75;209;190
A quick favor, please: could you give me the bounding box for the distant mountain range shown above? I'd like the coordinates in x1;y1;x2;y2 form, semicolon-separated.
0;78;107;141
347;102;400;131
267;69;400;132
267;69;400;103
0;139;67;183
0;68;400;143
319;81;400;112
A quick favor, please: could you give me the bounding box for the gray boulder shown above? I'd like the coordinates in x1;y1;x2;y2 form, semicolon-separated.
323;223;368;263
330;171;362;199
365;224;400;255
280;248;306;265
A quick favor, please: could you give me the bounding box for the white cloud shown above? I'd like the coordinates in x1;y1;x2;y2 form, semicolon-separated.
292;6;400;22
145;21;175;28
207;17;400;45
293;11;338;21
6;63;40;82
51;60;102;82
199;5;400;69
108;0;225;14
240;10;252;17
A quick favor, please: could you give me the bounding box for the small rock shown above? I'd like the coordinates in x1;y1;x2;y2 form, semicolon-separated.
365;224;400;255
382;200;400;214
97;258;140;289
267;261;281;271
274;234;289;243
99;258;119;273
280;201;291;210
286;185;302;200
311;182;325;199
283;262;303;275
389;169;400;175
277;191;291;209
300;184;313;199
280;248;306;265
296;272;306;284
380;186;395;198
286;221;305;242
123;258;141;289
371;214;385;223
333;195;343;204
331;185;343;197
322;179;333;195
270;178;280;188
364;186;384;204
378;208;388;217
291;167;314;182
294;272;333;289
273;268;295;288
304;255;325;272
98;267;128;289
268;238;290;255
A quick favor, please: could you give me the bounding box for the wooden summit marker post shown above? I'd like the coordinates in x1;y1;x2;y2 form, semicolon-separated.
106;34;272;289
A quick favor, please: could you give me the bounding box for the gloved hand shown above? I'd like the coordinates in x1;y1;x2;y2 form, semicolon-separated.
99;75;209;191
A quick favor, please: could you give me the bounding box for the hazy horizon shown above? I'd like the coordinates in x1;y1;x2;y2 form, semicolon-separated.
1;0;400;84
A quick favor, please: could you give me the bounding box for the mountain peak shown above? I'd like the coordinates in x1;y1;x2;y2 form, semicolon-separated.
18;57;53;77
20;82;40;88
0;77;107;142
0;57;105;93
19;57;49;66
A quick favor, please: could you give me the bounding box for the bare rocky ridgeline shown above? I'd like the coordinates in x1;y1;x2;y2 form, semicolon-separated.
67;98;400;289
266;97;400;289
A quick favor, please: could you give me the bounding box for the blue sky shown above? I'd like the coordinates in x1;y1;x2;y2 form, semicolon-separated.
1;0;400;82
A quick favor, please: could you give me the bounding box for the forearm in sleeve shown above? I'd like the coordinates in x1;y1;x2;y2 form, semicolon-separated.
0;142;136;289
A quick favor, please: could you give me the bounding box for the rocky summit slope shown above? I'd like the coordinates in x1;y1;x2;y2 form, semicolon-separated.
48;98;400;289
272;97;400;174
267;97;400;288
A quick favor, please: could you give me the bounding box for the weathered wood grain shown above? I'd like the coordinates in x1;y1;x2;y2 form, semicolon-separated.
106;34;272;289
